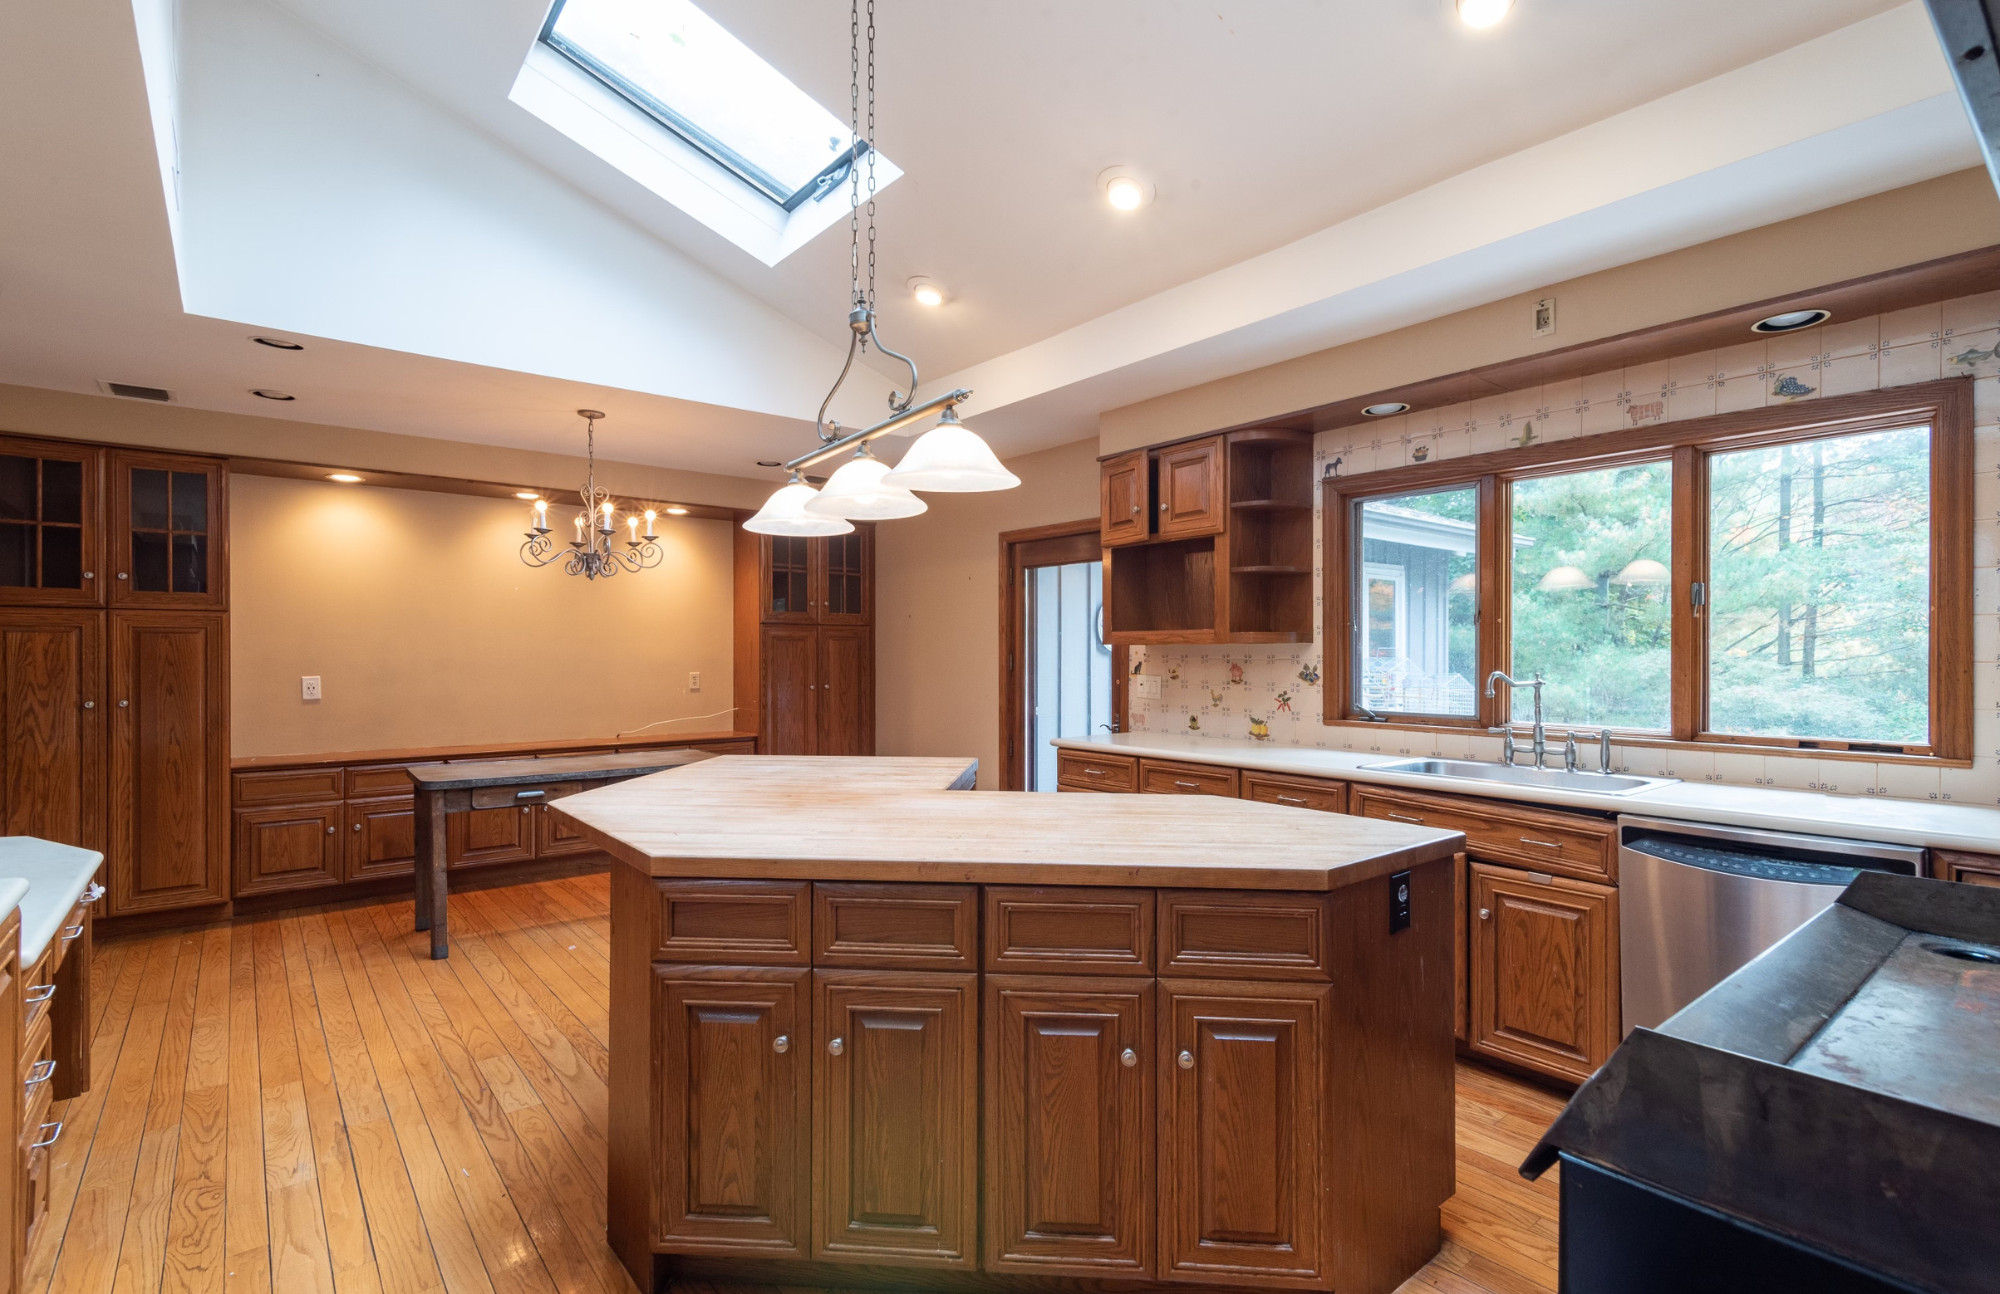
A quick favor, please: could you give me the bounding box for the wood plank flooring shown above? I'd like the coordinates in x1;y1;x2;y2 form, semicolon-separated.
34;874;1565;1294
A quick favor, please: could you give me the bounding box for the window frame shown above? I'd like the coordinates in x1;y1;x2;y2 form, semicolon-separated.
1321;380;1974;761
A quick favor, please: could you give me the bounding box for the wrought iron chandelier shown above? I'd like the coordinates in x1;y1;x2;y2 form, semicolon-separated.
743;0;1018;538
520;410;664;579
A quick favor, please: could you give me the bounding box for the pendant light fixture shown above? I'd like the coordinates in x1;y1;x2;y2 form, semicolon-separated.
742;0;1016;536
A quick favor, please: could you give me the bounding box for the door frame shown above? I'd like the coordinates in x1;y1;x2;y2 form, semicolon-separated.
998;520;1127;792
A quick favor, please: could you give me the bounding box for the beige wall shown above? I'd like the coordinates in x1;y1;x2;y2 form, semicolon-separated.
230;475;735;757
1101;169;2000;451
874;438;1101;788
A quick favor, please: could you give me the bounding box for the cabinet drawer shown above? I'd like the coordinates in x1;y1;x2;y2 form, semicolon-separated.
812;883;977;970
655;879;811;966
1056;750;1136;793
470;781;583;810
1158;890;1330;980
233;766;343;806
347;762;428;798
984;887;1154;975
1353;786;1615;882
1241;772;1347;814
1138;759;1238;797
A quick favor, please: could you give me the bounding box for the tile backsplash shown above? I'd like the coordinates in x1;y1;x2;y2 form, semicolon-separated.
1129;292;2000;808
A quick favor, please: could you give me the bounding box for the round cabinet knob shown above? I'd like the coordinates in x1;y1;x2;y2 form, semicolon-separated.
1177;1049;1194;1070
325;826;335;834
1129;504;1140;514
116;572;127;580
772;1035;790;1055
1120;1048;1138;1068
82;701;93;710
1478;908;1492;920
1158;503;1168;512
117;700;128;708
83;571;94;580
827;1037;845;1057
353;822;362;831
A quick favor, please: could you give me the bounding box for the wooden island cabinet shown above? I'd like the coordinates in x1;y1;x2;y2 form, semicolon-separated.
561;756;1463;1294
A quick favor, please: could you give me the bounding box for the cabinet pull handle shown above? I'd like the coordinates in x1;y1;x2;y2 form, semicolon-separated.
1275;794;1306;805
30;1122;61;1149
827;1036;844;1057
25;1060;55;1087
1478;907;1491;920
60;924;82;942
1083;768;1105;777
1177;1049;1194;1070
1120;1048;1137;1068
515;789;546;800
82;701;94;710
24;985;54;1005
1387;812;1423;823
1519;837;1563;850
1173;780;1201;790
772;1034;790;1055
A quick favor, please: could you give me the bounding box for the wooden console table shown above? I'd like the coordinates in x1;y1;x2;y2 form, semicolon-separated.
408;748;714;958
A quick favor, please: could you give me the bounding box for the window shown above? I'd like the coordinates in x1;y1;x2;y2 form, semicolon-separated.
540;0;862;210
1324;382;1971;758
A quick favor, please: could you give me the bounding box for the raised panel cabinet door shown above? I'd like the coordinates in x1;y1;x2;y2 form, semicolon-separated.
1099;451;1149;547
0;610;104;852
107;611;228;915
655;966;811;1257
1155;437;1224;539
760;625;818;755
533;801;596;857
814;527;872;625
984;975;1153;1277
814;969;979;1269
816;626;874;758
0;438;102;607
1469;862;1618;1083
1159;979;1329;1288
446;804;535;870
760;535;815;623
346;798;416;881
232;803;341;896
108;453;227;610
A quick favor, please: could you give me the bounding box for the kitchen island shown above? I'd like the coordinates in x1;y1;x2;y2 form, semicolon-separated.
555;756;1466;1294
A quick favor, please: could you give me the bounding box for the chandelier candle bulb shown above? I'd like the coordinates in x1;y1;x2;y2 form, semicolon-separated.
533;499;549;530
644;509;658;538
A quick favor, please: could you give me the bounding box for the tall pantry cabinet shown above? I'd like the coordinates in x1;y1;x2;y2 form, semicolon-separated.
0;436;229;917
733;523;875;756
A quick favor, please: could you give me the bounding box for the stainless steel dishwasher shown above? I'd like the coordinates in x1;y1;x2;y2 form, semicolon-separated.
1617;815;1925;1033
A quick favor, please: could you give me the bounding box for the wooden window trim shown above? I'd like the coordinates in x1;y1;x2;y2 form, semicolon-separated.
1321;380;1974;761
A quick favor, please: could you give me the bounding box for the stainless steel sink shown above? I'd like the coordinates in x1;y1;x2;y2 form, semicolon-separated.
1360;758;1677;796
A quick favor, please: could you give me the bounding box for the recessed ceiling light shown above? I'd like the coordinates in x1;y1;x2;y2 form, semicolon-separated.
514;491;541;501
1751;308;1833;334
252;336;304;351
756;460;783;468
908;277;945;308
1099;167;1155;212
251;389;295;401
327;473;363;483
665;505;690;516
1363;402;1412;417
1457;0;1513;28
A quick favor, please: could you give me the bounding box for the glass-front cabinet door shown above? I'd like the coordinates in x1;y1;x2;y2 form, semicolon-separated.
816;528;871;625
0;437;102;606
110;453;227;609
761;535;815;622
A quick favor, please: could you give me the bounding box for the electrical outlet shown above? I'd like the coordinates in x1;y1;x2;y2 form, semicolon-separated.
1133;674;1162;700
301;675;322;701
688;671;702;692
1532;296;1557;337
1389;869;1411;933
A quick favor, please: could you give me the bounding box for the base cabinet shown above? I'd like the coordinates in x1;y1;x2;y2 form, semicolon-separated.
1468;863;1618;1083
983;976;1152;1277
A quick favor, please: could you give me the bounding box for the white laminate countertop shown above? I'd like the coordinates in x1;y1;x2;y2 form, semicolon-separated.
1053;733;2000;853
0;838;103;965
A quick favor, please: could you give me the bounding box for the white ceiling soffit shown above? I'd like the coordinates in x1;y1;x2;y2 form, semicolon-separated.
937;4;1978;445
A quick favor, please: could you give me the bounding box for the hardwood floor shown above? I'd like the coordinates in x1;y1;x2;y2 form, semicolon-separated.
31;874;1565;1294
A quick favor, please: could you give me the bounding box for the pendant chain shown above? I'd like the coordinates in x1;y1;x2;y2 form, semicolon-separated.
865;0;876;314
847;0;877;320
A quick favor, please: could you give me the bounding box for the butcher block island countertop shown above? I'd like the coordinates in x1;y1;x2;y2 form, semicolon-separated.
568;755;1466;1294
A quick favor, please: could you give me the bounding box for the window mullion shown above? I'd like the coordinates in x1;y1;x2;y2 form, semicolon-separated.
1671;445;1703;743
1477;475;1506;730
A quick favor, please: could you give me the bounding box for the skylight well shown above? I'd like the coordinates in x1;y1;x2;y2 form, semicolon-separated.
511;0;898;265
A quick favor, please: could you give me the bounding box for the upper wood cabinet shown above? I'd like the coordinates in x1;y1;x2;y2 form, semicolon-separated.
1155;437;1225;539
1159;980;1329;1287
984;975;1153;1277
757;529;872;624
1468;862;1618;1084
108;453;227;610
743;527;875;758
1099;451;1149;547
813;969;979;1269
0;610;104;853
107;610;229;916
0;438;102;607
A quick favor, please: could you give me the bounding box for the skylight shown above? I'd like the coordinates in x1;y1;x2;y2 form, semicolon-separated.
540;0;862;212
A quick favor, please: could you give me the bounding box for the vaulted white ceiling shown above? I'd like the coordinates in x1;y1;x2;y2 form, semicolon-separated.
0;0;1981;481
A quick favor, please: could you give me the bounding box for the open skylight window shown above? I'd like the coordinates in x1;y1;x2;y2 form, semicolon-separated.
511;0;898;264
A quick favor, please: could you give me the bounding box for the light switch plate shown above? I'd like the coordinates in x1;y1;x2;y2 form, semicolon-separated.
1133;674;1162;700
301;675;322;701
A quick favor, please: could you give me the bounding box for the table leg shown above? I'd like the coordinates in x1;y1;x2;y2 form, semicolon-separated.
413;790;434;932
424;798;450;959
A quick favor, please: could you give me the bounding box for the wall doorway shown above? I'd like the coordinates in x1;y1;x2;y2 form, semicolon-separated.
999;521;1126;791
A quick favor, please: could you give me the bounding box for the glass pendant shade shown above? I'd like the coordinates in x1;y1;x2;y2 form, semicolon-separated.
880;409;1021;492
1612;558;1670;585
1536;565;1593;592
803;452;927;519
742;479;855;536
